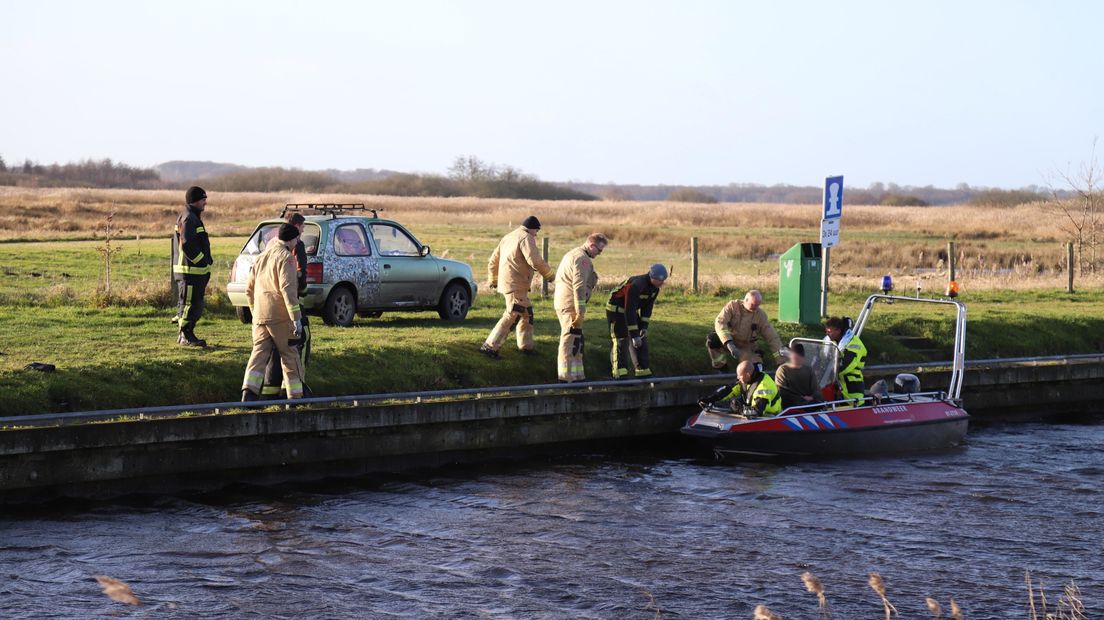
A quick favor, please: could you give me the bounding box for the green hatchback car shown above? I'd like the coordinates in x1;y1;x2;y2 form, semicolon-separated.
227;204;477;326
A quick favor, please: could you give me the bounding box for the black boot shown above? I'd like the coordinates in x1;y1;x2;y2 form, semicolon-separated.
179;326;207;347
241;389;259;402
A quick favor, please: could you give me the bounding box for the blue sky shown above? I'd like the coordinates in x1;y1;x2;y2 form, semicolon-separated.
1;0;1100;187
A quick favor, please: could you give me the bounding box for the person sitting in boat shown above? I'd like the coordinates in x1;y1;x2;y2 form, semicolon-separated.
775;343;822;410
824;316;867;406
696;360;782;417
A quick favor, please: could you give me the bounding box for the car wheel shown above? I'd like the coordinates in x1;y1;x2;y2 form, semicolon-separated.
235;306;252;324
323;286;357;327
438;282;471;321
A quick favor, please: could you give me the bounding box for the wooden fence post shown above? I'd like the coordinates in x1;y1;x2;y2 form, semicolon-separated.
690;237;699;293
948;240;956;283
1067;241;1075;294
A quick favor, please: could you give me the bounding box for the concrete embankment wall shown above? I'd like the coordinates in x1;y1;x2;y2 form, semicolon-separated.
1;356;1101;500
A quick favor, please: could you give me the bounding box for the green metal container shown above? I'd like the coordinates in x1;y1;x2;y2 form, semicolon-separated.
778;242;822;324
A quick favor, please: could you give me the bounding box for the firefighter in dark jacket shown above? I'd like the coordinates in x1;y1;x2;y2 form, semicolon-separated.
261;212;312;397
605;264;668;378
172;186;213;346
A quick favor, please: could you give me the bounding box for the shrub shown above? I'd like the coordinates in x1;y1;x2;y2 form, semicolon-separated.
667;188;719;203
881;194;930;206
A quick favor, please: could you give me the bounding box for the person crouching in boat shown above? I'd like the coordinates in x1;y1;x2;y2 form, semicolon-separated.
824;316;867;407
775;343;822;411
696;360;782;417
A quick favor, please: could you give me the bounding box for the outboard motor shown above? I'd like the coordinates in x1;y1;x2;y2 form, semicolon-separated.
869;379;891;404
893;373;921;394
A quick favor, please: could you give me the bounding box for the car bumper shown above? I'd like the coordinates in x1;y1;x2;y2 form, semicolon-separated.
226;283;326;311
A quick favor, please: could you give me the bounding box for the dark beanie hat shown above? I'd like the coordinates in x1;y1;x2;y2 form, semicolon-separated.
522;215;541;230
278;223;300;242
185;186;207;205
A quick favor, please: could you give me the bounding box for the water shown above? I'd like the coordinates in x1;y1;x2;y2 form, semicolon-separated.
1;420;1100;619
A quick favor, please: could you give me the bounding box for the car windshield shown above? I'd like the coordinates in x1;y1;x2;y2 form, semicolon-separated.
369;223;422;257
242;223;321;256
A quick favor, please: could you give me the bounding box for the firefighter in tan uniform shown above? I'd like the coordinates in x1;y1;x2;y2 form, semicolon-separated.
707;290;786;372
241;224;305;401
480;216;555;359
553;233;608;382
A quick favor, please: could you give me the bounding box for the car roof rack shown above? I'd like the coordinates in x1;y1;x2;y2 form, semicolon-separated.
281;204;384;219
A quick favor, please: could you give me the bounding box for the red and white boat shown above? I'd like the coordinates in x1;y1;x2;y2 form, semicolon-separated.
681;295;969;458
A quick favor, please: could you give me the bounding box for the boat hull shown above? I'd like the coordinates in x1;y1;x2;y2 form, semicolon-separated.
681;400;969;458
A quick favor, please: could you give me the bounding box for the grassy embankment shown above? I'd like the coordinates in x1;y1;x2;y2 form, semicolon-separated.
1;188;1103;415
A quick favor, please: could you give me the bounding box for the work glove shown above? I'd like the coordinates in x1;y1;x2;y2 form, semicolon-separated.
639;329;648;339
631;336;644;349
293;319;303;339
572;312;585;328
545;271;556;283
726;341;741;359
486;281;497;290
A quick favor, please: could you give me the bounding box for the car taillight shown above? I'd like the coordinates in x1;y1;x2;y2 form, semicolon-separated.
306;262;324;284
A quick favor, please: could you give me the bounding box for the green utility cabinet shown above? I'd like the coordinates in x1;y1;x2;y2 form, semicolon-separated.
778;242;822;324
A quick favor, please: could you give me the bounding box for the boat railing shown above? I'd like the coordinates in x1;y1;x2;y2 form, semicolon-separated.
703;390;954;421
852;294;967;401
777;390;951;416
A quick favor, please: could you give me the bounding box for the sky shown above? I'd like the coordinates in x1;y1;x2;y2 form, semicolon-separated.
1;0;1101;188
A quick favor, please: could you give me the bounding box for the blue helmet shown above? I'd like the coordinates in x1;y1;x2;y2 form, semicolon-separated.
648;264;668;281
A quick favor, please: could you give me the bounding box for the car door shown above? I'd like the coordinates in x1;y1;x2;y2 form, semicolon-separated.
328;221;383;309
368;222;442;307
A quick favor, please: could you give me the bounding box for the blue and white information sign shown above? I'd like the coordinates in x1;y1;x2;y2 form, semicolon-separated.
820;175;844;247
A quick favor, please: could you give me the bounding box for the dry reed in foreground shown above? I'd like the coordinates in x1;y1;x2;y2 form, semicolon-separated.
94;575;140;606
751;570;1090;619
1027;570;1087;620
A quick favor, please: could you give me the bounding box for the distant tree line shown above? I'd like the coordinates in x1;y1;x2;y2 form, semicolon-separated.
574;180;1048;207
0;157;162;189
0;152;1054;206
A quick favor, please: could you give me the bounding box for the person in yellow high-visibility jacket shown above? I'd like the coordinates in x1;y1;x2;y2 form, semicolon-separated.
825;316;867;406
697;360;782;417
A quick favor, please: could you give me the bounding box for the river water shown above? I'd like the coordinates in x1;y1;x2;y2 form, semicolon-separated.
1;419;1100;619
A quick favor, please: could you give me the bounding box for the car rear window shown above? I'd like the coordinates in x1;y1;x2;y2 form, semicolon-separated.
241;223;321;256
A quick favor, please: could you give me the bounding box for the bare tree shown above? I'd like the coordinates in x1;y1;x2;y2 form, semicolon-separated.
1047;139;1102;274
448;155;494;182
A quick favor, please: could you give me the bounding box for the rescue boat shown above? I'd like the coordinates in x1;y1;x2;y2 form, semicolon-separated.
681;294;969;458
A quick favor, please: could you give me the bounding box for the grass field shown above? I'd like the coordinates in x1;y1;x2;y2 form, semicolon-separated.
1;188;1103;415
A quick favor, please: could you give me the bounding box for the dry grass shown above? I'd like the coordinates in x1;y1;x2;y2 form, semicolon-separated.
801;571;832;619
753;604;783;620
94;575;140;606
1027;571;1088;620
1;187;1099;292
868;573;899;619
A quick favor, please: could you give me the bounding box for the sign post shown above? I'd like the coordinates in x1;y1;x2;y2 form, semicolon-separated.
819;175;844;317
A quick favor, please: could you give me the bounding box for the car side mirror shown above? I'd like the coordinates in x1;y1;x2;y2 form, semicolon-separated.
420;245;431;257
